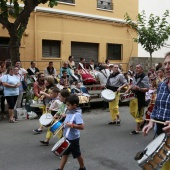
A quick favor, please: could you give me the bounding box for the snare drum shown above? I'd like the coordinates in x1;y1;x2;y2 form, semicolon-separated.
137;133;170;170
50;121;63;135
120;93;136;102
39;113;54;127
101;89;116;102
51;137;70;156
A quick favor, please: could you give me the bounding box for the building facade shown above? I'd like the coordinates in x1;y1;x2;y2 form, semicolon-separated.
0;0;138;71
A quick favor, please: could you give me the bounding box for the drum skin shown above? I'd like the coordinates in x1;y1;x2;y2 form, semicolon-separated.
101;89;115;102
137;133;170;170
39;113;53;127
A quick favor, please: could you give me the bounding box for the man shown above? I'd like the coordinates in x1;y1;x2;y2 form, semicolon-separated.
27;61;39;81
127;64;149;135
143;52;170;170
128;65;135;76
106;64;127;125
44;61;57;79
96;65;110;86
95;65;110;109
15;61;27;76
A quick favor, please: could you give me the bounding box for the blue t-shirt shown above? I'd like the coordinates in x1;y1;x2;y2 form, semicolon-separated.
2;74;20;96
63;108;83;140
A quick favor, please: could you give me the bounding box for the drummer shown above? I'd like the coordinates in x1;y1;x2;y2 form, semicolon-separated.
106;64;127;125
126;64;149;135
40;89;70;145
143;52;170;169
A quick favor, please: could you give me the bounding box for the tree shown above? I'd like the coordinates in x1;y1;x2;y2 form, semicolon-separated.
0;0;58;65
124;10;170;67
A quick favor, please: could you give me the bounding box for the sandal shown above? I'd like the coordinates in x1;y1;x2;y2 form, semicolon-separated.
9;119;18;123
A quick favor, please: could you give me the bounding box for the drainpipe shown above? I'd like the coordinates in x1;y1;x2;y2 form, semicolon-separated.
34;8;38;62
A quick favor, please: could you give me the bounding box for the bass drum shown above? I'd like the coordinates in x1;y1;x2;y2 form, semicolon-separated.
101;89;116;102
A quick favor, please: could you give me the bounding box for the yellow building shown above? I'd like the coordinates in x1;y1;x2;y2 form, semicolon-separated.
0;0;138;72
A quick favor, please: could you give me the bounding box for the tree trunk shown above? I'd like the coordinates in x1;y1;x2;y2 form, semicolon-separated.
149;52;153;69
9;35;21;65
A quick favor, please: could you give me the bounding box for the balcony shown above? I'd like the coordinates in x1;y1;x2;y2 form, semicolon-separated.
97;0;113;10
58;0;75;4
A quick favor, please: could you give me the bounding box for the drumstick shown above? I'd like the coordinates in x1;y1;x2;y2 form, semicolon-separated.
145;119;165;125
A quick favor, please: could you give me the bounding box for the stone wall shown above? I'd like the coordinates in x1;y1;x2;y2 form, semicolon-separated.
129;57;164;73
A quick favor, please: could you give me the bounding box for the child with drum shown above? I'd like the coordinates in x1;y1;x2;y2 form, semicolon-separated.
40;89;70;145
54;94;86;170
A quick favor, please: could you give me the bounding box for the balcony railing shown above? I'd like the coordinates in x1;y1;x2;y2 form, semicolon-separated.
97;0;113;10
58;0;75;4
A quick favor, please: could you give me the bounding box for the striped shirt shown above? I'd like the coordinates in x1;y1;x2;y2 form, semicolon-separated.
151;80;170;121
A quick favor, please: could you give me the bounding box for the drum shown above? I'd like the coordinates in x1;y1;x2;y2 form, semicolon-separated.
51;137;70;156
101;89;116;102
50;121;63;135
39;113;54;127
120;93;136;102
137;133;170;170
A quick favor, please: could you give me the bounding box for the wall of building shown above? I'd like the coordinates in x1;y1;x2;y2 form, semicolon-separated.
0;0;138;72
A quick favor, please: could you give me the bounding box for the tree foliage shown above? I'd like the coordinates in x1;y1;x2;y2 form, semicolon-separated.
0;0;58;64
124;10;170;67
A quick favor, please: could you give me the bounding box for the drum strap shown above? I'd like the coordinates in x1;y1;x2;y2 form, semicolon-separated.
65;114;76;138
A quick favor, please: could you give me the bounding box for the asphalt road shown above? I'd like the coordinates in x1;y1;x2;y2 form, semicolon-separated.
0;106;154;170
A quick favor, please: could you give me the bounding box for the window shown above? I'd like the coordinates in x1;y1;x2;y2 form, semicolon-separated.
42;40;60;58
107;44;122;60
97;0;113;10
58;0;75;4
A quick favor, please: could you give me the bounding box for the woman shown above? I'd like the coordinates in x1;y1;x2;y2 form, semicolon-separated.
2;66;21;123
157;68;165;83
68;55;76;73
40;75;56;105
78;57;96;85
0;64;6;119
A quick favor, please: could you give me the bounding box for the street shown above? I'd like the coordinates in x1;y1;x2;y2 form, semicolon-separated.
0;106;154;170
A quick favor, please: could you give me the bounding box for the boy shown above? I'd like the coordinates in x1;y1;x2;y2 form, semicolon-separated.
40;89;70;145
55;94;86;170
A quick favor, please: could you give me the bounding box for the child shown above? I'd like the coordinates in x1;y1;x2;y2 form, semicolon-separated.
55;94;86;170
33;86;60;134
40;89;70;145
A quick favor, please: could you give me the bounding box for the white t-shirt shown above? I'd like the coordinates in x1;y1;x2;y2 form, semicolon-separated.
2;74;20;96
95;69;110;85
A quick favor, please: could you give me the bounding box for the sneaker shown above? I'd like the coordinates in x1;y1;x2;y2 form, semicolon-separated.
9;119;18;123
107;121;116;125
130;130;139;135
116;120;121;126
79;167;86;170
33;129;42;134
40;141;49;146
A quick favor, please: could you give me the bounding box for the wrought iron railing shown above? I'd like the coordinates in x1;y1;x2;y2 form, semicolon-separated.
97;0;113;10
58;0;75;4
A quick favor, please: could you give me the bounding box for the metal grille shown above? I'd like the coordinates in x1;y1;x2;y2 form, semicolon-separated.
97;0;113;10
42;40;60;58
71;42;99;67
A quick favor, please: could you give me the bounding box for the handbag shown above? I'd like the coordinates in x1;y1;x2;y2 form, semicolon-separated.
22;81;28;91
0;84;3;91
